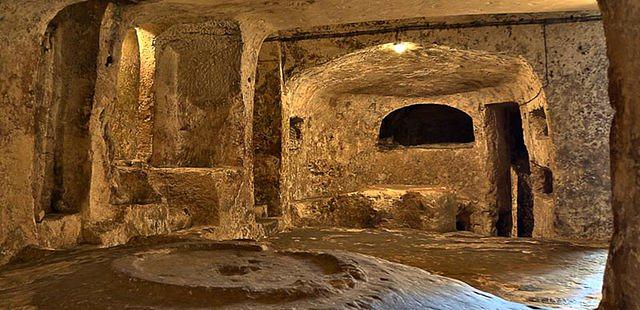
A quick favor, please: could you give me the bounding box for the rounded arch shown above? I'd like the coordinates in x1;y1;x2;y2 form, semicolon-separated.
284;42;544;117
378;104;475;148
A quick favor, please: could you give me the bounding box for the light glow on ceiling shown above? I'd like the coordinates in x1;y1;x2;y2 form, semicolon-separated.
386;42;418;54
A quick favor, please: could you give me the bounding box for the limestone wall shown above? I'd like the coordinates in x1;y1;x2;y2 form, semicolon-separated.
0;0;97;265
0;1;268;264
256;12;613;240
88;15;265;247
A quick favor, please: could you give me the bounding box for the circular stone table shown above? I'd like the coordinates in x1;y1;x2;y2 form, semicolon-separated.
0;240;533;309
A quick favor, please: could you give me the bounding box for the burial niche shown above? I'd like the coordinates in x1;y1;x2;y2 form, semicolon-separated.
378;104;474;149
33;1;105;221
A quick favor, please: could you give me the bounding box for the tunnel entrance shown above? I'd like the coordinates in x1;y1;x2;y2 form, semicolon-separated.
492;104;534;237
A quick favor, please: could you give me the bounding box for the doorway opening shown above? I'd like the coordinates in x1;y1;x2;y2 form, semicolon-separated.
491;103;534;237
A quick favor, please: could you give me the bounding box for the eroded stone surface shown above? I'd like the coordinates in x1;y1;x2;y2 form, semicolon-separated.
0;239;532;309
293;186;462;232
0;0;611;265
281;42;552;237
273;16;611;241
268;228;608;310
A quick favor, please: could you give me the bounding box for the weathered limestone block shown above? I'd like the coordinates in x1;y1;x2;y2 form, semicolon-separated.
109;167;162;205
384;192;457;232
319;194;379;228
86;166;244;246
148;167;244;225
83;204;191;246
36;214;82;248
293;186;465;232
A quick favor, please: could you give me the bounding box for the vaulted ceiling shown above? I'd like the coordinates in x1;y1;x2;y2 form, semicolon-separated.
127;0;599;30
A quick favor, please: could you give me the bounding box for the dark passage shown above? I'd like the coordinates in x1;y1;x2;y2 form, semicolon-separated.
506;107;534;237
378;104;474;148
493;104;534;237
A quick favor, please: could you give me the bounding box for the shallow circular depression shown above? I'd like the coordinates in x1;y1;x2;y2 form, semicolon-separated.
112;242;354;298
1;240;534;309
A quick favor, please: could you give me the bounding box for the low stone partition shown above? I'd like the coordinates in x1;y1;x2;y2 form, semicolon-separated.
292;185;473;232
83;166;245;245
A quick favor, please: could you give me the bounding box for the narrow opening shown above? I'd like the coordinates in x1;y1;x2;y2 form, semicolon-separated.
541;167;553;194
253;54;283;218
378;104;474;149
492;104;534;237
33;1;105;221
507;107;534;237
456;207;472;231
530;107;549;138
532;163;554;195
290;116;304;141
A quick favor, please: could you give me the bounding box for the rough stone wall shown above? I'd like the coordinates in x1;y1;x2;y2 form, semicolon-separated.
0;0;275;264
151;23;244;168
0;2;613;267
290;94;487;200
89;14;267;246
288;93;492;233
395;20;603;236
598;1;640;308
543;22;612;240
279;42;546;236
32;1;106;219
257;12;612;240
0;0;93;265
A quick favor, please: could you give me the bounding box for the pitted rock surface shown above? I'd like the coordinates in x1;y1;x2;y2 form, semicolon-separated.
0;240;532;309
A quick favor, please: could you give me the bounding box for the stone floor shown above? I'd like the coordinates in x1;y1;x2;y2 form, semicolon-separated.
0;238;531;309
266;228;608;310
0;227;607;309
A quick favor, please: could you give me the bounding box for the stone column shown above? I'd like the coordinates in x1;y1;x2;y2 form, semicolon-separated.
598;1;640;309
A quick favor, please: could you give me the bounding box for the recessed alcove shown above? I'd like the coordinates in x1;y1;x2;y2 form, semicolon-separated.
530;107;550;138
283;43;554;237
378;104;475;149
150;25;244;169
33;0;106;220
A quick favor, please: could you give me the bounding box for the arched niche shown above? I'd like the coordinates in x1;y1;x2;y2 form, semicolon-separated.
111;28;142;162
108;26;158;165
32;0;107;220
378;104;475;149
